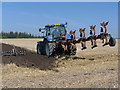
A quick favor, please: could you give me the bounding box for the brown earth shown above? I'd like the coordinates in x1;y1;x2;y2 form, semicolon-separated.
2;43;57;70
1;39;119;88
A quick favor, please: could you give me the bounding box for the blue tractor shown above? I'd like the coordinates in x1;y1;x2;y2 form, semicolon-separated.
37;22;77;57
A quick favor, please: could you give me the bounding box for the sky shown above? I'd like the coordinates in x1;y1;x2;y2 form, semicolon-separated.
2;2;118;38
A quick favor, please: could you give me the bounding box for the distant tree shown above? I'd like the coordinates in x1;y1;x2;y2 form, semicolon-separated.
0;31;42;38
10;31;14;38
15;32;18;38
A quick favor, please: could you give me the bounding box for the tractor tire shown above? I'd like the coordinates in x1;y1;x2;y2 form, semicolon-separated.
45;41;56;57
37;44;41;55
109;37;116;47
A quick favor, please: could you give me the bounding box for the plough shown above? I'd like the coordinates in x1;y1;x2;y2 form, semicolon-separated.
37;21;116;57
77;21;116;49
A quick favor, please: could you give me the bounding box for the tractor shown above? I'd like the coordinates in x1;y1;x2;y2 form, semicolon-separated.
37;21;116;57
37;22;77;57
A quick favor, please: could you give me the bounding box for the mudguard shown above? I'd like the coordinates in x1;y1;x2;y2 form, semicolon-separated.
46;35;53;41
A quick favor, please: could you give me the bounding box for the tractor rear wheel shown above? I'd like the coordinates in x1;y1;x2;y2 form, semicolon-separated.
45;41;56;57
109;37;116;47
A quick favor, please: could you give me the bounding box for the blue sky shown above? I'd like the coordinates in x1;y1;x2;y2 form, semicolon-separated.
2;2;118;38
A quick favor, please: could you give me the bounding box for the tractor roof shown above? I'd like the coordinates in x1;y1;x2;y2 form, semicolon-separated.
45;24;66;27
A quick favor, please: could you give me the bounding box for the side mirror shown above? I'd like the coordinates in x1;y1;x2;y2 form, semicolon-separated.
39;28;41;32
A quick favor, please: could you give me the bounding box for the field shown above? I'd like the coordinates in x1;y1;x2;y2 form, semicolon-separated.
1;39;119;88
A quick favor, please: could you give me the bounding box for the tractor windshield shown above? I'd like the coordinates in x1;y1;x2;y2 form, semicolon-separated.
46;26;66;38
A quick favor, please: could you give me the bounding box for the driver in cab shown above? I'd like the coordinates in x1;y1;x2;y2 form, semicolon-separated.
52;28;60;38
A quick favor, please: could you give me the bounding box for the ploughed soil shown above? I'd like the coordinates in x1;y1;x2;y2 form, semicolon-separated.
2;43;57;70
1;41;119;88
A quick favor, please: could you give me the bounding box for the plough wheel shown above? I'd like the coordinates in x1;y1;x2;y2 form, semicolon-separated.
109;37;116;47
45;41;56;57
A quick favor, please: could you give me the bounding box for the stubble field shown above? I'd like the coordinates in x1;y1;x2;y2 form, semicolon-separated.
1;39;119;88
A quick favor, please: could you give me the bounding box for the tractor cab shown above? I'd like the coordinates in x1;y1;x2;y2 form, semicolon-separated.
45;25;66;37
39;23;67;42
39;22;75;42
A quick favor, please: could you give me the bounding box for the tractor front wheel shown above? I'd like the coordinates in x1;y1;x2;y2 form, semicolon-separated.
37;44;41;55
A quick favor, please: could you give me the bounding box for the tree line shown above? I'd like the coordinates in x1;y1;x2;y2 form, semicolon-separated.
0;31;41;38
